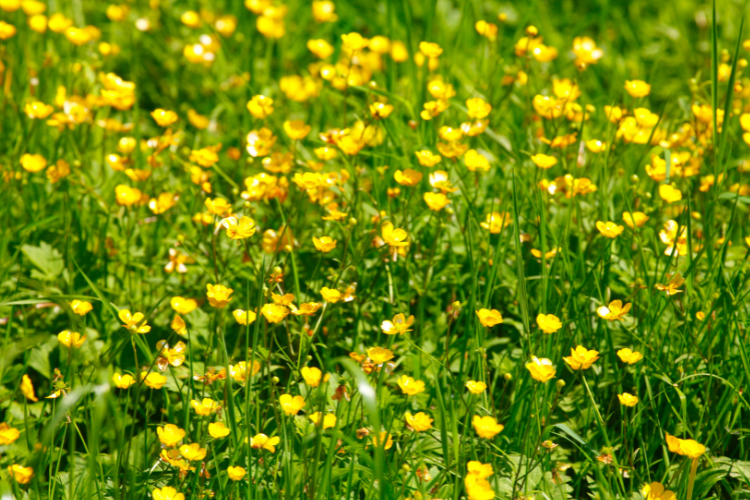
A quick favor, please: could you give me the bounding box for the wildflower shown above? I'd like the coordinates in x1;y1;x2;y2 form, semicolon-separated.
394;168;423;186
191;398;220;416
624;80;651;97
151;109;178;127
69;299;93;316
623;211;649;228
142;371;167;389
536;313;562;334
476;308;503;327
572;36;604;67
208;422;230;439
642;482;676;500
284;120;311;140
381;313;415;335
205;197;231;216
149;192;179;214
464;149;491;172
381;221;409;247
371;432;393;450
58;330;85;349
309;412;337;429
586;139;607;153
472;415;504;439
480;212;512;233
597;300;632;321
659;184;682;203
367;347;394;364
301;366;323;387
229;361;261;383
321;287;342;303
617;348;643;364
618;393;639;407
312;1;337;22
397;375;425;395
279;394;306;415
563;345;600;370
115;185;143;206
370;102;394;119
526;356;556;382
152;486;185;500
228;466;246;481
0;423;20;445
596;221;624;238
655;273;685;296
207;284;233;308
402;411;433;432
20;154;47;173
313;236;337;253
250;433;281;452
157;424;186;447
291;302;322;317
7;464;34;484
119;309;151;334
424;192;450;211
466;380;487;394
415;150;442;167
219;216;257;240
232;308;257;325
179;443;207;461
21;375;38;402
665;433;705;458
261;303;290;323
531;154;558;169
246;95;274;119
171;296;198;314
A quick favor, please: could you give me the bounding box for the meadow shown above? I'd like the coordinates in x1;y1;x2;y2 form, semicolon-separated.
1;0;750;499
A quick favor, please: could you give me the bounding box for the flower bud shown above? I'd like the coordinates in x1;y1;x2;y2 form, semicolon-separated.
556;379;566;389
504;372;512;381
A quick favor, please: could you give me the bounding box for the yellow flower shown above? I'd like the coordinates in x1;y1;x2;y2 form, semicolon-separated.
205;197;231;216
187;109;209;129
111;373;135;389
419;41;443;58
7;464;34;484
397;375;425;395
219;216;257;240
624;80;651;98
20;153;47;173
115;185;143;206
313;236;337;253
291;302;322;316
655;273;685;296
301;366;323;387
464;149;491;172
191;147;219;167
381;313;415;335
181;10;201;28
119;309;151;333
321;287;342;303
142;371;167;389
531;153;558;169
394;168;423;186
151;108;178;127
572;36;604;66
57;330;85;349
659;184;683;203
152;486;185;500
467;461;494;479
230;361;261;383
279;394;306;415
171;296;198;314
179;443;207;461
284;119;311;140
381;221;409;247
642;482;676;500
0;423;20;445
617;348;643;365
312;1;337;23
536;313;562;334
424;192;450;211
563;345;600;370
247;95;274;118
250;433;281;452
466;380;487;394
472;415;504;439
207;283;233;308
261;303;290;323
0;20;16;39
623;211;649;228
367;347;394;364
24;101;53;119
69;300;93;316
370;102;394;119
596;221;624;238
27;14;47;33
415;150;442;167
371;431;393;450
618;393;639;407
665;433;705;459
21;374;38;402
480;212;512;233
309;412;337;429
341;32;369;51
476;308;503;327
525;356;556;382
466;97;492;119
232;309;257;325
586;139;607;153
307;38;334;59
208;422;231;439
227;466;246;481
157;424;186;447
405;411;433;431
597;300;631;321
191;398;220;416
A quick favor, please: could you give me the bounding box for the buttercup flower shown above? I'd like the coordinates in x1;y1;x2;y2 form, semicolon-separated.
526;357;556;382
208;422;231;438
157;424;186;447
301;366;323;387
279;394;306;415
563;345;600;370
381;313;415;334
0;423;20;445
617;348;643;364
180;443;207;461
397;375;425;395
58;330;85;348
309;412;337;429
536;313;562;334
618;393;639;407
476;308;503;327
207;284;233;308
250;433;281;452
597;300;631;321
472;415;504;439
8;464;34;484
228;466;246;481
465;380;487;394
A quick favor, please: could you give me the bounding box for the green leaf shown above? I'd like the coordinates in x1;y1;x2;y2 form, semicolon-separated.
21;242;64;280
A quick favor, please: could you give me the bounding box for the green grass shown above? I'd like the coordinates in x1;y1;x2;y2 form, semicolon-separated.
1;0;750;499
